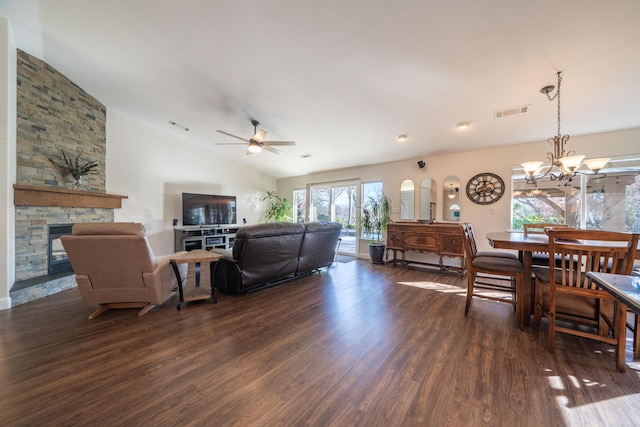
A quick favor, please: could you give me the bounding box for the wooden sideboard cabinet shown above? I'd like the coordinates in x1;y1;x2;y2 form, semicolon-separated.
386;222;466;275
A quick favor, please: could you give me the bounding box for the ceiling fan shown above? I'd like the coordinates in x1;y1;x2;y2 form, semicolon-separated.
215;119;295;155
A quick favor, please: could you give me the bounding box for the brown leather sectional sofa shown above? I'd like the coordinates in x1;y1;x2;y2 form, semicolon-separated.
213;221;342;294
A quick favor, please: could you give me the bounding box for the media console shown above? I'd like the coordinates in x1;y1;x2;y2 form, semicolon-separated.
174;225;243;252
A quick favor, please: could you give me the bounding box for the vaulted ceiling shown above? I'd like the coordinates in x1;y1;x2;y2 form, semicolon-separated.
2;0;640;178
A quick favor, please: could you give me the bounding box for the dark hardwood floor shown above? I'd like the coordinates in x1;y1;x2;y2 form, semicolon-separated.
1;260;639;426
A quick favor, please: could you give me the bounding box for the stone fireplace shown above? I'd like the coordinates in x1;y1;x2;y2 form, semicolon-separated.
11;204;115;305
10;50;118;306
11;187;127;306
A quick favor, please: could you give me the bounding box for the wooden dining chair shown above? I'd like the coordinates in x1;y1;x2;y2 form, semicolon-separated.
523;223;567;236
462;223;526;329
533;228;639;372
523;223;571;267
466;223;519;260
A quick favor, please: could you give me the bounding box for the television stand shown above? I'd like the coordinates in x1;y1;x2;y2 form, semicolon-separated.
174;225;243;252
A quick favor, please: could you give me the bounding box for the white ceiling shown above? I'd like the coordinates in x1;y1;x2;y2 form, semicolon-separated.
2;0;640;179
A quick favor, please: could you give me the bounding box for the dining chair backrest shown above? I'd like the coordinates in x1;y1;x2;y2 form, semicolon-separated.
462;223;478;259
547;229;639;288
523;223;568;237
539;228;639;371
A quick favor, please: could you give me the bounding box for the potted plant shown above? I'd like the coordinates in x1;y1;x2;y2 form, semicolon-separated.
262;190;292;222
49;148;99;189
359;192;392;264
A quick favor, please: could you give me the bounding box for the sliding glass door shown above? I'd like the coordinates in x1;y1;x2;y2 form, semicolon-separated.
310;181;357;255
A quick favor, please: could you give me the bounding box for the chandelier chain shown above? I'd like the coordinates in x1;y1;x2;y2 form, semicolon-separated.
556;72;562;137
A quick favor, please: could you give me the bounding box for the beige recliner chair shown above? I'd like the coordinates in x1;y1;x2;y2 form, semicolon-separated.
61;222;187;319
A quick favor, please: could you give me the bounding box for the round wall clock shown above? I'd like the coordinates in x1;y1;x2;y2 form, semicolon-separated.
465;172;505;205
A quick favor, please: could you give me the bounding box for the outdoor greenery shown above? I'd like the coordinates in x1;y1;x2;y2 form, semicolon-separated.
358;192;392;244
512;203;564;230
262;190;292;222
512;172;640;232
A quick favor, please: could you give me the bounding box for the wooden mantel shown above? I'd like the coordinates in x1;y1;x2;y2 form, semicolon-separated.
13;185;128;209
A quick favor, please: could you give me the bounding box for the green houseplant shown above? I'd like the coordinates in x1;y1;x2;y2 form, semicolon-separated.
262;190;292;222
49;148;99;189
359;192;392;264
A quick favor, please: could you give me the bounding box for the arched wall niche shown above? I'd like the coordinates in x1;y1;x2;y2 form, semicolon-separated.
420;178;437;221
443;175;461;221
400;179;415;220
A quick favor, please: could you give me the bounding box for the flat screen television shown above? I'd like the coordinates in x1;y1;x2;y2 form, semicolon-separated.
182;193;237;226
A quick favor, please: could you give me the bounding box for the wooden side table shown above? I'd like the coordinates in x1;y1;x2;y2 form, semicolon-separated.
170;249;222;309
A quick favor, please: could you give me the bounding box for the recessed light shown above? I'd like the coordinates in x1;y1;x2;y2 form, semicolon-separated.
396;134;408;142
456;121;471;129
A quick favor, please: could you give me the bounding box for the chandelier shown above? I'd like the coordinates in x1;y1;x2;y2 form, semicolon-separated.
521;71;609;186
447;184;458;199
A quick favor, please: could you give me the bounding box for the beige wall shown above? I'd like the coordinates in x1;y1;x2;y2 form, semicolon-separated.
107;110;276;256
278;127;640;256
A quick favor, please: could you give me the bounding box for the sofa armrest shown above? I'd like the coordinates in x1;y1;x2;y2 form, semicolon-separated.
212;249;235;263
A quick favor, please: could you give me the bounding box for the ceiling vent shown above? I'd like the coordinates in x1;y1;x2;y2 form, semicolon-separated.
494;105;529;119
169;120;189;131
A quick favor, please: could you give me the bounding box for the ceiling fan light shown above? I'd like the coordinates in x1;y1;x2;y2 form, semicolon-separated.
247;141;262;153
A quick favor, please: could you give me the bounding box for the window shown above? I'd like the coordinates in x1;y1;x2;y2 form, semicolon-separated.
293;189;306;223
361;181;383;239
511;155;640;232
310;187;331;221
512;178;581;229
307;181;357;255
585;173;640;232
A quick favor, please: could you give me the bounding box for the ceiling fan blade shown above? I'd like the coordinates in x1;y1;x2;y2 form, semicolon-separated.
263;146;284;155
263;141;295;146
253;129;267;143
216;130;250;143
215;142;247;146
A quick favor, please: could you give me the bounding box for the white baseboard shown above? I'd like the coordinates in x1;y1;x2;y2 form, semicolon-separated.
0;297;12;310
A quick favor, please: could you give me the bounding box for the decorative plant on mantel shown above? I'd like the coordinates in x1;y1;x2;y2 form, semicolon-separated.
262;190;292;222
50;148;99;190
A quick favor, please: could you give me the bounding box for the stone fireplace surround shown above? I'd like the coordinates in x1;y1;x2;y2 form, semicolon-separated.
11;49;117;306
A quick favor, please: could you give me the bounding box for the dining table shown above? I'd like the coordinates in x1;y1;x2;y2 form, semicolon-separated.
587;272;640;314
586;272;640;366
486;231;550;327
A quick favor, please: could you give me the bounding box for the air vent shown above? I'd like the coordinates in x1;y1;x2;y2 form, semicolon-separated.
169;120;190;131
299;154;312;159
494;105;529;119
